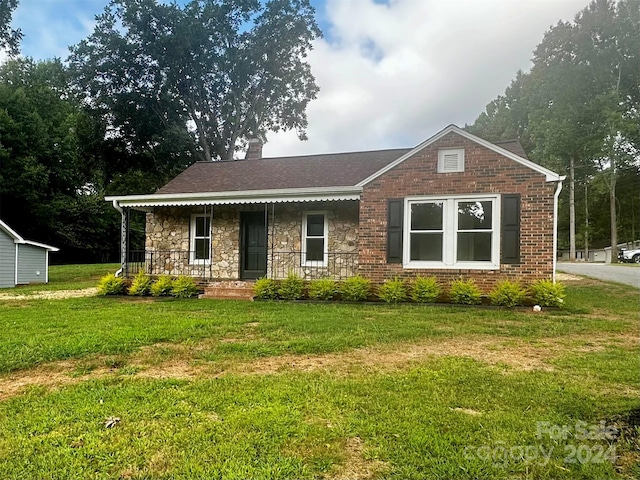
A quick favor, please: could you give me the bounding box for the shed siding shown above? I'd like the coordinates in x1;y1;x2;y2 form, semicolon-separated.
0;229;16;288
16;244;47;284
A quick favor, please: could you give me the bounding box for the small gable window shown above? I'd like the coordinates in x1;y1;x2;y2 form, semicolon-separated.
437;148;464;173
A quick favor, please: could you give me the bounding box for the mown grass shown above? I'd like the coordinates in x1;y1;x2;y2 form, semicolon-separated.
5;263;120;293
0;265;637;478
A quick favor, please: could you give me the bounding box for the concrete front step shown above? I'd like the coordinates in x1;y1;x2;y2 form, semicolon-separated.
201;280;255;300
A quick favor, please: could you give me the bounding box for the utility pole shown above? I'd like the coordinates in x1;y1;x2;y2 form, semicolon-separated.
584;181;589;261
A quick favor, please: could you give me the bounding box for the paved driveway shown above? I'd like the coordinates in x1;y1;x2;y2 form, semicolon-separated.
557;262;640;289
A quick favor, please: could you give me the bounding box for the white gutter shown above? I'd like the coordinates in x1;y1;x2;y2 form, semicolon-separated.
552;177;566;283
111;199;124;277
14;244;18;286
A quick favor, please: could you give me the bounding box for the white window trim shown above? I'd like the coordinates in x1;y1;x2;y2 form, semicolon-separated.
302;211;328;267
437;148;465;173
189;213;212;265
403;194;500;270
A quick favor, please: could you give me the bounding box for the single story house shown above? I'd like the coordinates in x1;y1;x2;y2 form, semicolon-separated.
106;125;564;291
0;219;59;288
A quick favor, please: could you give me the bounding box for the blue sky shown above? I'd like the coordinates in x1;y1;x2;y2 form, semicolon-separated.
11;0;589;157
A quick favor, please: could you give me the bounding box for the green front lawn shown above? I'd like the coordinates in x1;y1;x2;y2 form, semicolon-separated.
0;265;637;479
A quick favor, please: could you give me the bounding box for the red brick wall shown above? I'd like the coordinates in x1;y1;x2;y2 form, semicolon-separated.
358;131;557;292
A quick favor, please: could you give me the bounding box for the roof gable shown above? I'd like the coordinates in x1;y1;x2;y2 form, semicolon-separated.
0;219;59;251
356;125;563;186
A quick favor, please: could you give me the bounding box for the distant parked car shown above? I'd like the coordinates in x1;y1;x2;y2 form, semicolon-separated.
618;248;640;263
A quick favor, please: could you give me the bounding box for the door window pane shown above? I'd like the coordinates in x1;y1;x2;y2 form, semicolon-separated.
195;238;210;260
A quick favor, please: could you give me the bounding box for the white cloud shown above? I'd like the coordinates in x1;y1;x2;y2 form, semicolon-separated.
263;0;588;157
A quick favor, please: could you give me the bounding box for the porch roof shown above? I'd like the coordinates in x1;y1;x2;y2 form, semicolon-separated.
105;186;362;209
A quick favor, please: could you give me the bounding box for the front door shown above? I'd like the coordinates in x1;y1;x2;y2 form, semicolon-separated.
240;211;267;279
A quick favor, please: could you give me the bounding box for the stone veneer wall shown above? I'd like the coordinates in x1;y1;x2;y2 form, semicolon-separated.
144;201;359;280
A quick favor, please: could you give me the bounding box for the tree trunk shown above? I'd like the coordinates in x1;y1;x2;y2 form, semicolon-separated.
610;161;618;263
569;156;576;261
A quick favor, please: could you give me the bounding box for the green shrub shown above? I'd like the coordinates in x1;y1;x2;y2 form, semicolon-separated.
411;276;441;303
308;278;338;300
253;277;279;300
530;279;565;307
489;279;526;307
377;277;408;303
278;273;304;300
97;273;126;296
171;275;199;298
128;271;153;296
339;275;371;302
449;278;482;305
150;275;174;297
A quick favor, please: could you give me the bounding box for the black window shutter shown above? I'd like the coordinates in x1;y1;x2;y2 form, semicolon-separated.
387;199;404;263
501;194;520;264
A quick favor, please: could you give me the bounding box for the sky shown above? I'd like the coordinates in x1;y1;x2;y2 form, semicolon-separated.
12;0;589;157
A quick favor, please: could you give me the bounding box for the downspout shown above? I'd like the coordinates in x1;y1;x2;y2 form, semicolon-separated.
14;243;18;286
552;178;565;283
112;200;124;277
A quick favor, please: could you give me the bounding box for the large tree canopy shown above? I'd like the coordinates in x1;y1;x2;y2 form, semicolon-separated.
0;58;122;261
0;0;21;56
69;0;321;163
468;0;640;254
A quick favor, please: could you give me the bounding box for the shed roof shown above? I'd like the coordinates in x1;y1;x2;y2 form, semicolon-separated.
0;219;59;251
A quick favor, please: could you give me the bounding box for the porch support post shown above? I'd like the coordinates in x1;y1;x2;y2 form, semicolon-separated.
121;206;130;277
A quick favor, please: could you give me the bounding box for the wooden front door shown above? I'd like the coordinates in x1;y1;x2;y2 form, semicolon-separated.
240;211;267;279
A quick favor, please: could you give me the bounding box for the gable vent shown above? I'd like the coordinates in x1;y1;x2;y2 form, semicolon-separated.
437;148;464;173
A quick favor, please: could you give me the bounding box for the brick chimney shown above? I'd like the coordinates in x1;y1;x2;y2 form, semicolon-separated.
245;138;263;160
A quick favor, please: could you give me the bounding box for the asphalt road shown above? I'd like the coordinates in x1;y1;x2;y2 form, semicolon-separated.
557;262;640;289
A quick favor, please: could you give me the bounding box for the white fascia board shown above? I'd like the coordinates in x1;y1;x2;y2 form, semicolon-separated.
21;240;60;251
0;219;24;242
357;124;563;186
106;186;362;208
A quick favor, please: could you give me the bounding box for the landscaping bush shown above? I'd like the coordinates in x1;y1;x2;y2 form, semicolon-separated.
489;279;526;307
97;273;126;296
530;279;565;307
171;275;199;298
449;278;482;305
308;278;338;301
278;273;305;300
128;271;153;296
339;275;371;302
377;277;408;303
150;275;174;297
411;276;441;303
253;277;279;300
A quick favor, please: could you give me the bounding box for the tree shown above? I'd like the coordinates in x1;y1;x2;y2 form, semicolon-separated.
0;0;21;56
0;58;120;261
469;0;640;257
69;0;321;163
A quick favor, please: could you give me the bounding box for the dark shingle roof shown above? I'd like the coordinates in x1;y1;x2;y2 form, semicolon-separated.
156;148;411;194
494;140;528;159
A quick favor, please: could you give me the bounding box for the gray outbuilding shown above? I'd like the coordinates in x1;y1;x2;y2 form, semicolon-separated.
0;219;59;288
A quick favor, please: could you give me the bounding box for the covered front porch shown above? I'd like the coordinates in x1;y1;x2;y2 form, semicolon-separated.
116;199;360;282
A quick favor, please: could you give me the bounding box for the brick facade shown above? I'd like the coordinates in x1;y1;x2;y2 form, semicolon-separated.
357;131;557;291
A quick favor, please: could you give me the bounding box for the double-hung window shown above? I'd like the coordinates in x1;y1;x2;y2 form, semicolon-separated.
190;214;211;264
404;195;499;269
302;212;327;266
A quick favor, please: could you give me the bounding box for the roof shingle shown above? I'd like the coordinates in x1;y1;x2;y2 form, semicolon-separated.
156;148;411;194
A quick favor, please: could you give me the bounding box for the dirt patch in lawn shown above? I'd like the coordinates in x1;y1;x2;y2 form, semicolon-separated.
0;287;97;301
325;437;390;480
0;333;637;401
